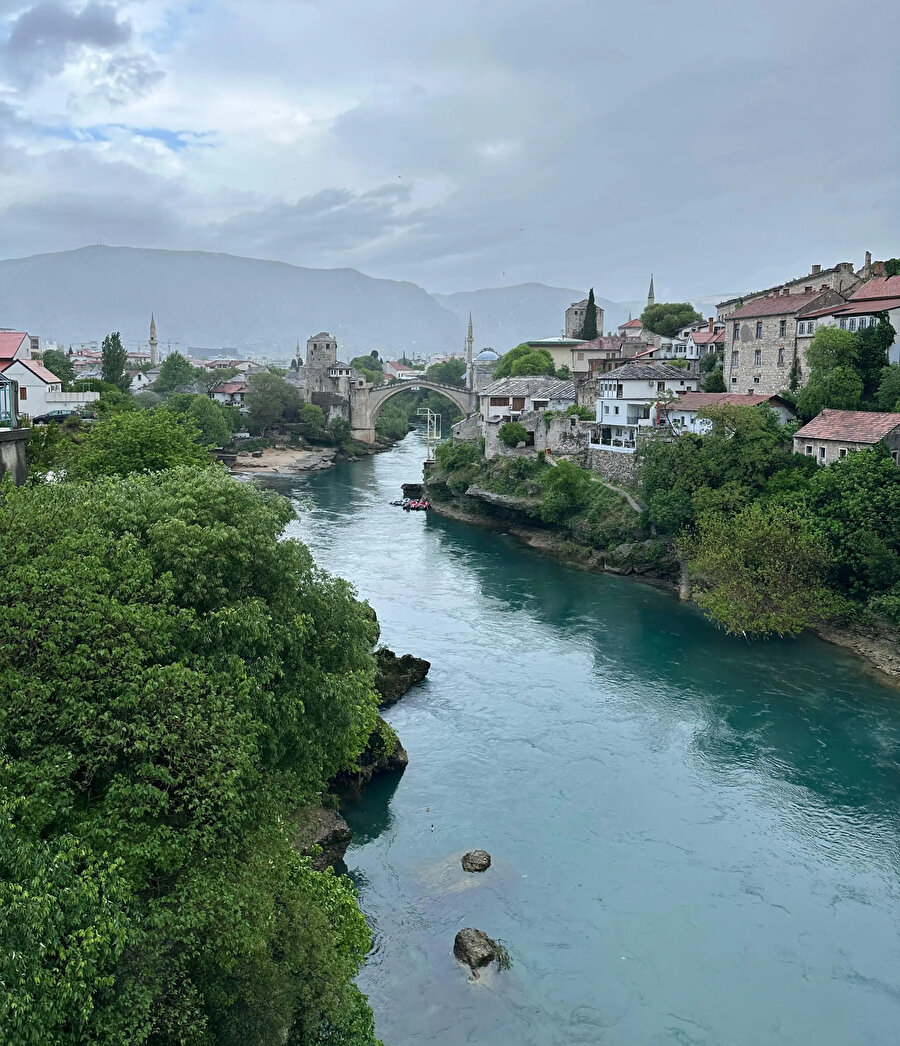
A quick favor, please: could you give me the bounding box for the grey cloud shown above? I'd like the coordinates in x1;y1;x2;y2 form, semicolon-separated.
87;52;165;105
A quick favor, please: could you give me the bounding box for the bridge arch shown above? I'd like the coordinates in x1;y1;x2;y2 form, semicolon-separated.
350;380;477;443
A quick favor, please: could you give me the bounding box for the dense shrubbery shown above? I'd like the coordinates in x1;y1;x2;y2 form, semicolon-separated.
0;467;384;1045
498;421;528;447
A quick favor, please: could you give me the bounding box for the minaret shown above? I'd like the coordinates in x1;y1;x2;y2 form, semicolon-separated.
465;313;474;390
647;274;655;308
149;313;158;366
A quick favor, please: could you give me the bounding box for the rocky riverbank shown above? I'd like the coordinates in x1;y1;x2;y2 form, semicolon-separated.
231;446;338;474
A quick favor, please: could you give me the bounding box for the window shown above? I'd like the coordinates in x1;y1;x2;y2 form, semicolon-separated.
819;447;826;461
511;397;525;410
733;322;739;341
731;376;737;384
839;448;847;459
778;347;785;365
19;386;26;399
489;397;507;406
870;317;878;328
779;319;787;337
849;318;857;331
603;405;609;414
892;451;899;465
754;349;761;366
753;376;760;384
805;445;813;454
614;405;620;415
755;321;763;339
839;318;847;329
731;350;739;367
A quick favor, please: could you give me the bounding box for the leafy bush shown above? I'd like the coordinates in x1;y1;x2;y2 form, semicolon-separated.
498;421;528;448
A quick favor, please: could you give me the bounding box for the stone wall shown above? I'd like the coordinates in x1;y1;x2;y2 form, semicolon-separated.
483;411;592;460
793;430;900;466
451;413;482;442
0;429;30;485
585;446;638;484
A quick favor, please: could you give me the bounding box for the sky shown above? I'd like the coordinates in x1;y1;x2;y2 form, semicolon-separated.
0;0;897;300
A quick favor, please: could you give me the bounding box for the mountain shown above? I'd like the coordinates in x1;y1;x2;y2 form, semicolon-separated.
434;284;629;348
0;246;462;358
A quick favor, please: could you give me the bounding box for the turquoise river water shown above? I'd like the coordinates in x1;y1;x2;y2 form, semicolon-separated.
265;432;900;1046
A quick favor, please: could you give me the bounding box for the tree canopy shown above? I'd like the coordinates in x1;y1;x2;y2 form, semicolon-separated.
245;372;301;436
640;303;703;339
493;344;557;379
101;332;129;393
576;288;599;341
795;319;893;418
0;467;383;1045
425;358;466;386
155;352;199;394
42;349;75;387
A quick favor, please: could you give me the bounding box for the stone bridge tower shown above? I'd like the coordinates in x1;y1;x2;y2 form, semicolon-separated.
305;332;338;395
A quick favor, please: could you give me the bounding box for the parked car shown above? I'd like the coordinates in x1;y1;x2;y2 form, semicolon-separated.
31;408;77;424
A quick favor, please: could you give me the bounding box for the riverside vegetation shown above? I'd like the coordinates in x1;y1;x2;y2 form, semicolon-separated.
429;398;900;646
2;408;400;1045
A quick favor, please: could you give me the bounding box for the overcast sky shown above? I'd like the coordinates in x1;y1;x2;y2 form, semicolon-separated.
0;0;897;299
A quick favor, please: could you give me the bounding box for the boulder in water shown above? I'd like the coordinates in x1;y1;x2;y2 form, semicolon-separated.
293;806;352;870
374;648;431;707
461;849;491;873
453;928;498;970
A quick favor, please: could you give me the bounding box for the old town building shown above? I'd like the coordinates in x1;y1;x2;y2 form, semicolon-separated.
793;410;900;466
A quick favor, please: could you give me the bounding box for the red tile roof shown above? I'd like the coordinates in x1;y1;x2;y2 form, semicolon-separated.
666;392;791;411
16;358;61;383
0;332;29;359
727;289;831;320
691;329;725;345
213;381;246;394
618;318;643;329
805;296;900;319
848;276;900;301
793;409;900;443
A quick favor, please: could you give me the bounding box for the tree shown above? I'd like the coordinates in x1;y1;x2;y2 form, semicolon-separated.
245;372;301;436
498;421;528;448
425;358;466;386
683;502;836;636
640;302;703;339
884;258;900;278
493;344;556;379
349;356;383;383
101;332;129;393
0;468;382;1045
855;317;895;400
805;325;857;374
702;367;726;392
183;395;233;447
538;459;592;522
877;364;900;411
42;349;75;387
577;288;599;341
796;366;863;419
155;352;199;394
69;408;213;479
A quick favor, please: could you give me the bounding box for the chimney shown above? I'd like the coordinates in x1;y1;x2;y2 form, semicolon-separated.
874;260;884;277
811;264;821;275
865;250;872;268
708;316;714;332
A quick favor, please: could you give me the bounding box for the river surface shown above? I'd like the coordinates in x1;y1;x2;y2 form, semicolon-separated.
266;433;900;1046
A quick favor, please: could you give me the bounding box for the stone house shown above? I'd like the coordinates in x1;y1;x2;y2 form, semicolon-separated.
210;380;248;411
592;361;699;452
803;271;900;365
618;318;645;339
480;376;577;422
566;298;605;339
659;392;796;434
569;336;627;376
792;410;900;466
724;287;847;395
716;261;862;321
483;409;591;460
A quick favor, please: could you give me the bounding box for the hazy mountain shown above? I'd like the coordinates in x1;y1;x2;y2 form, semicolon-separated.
434;284;630;348
0;246;462;358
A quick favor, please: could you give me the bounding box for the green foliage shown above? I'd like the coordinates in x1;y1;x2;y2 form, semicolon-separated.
0;468;382;1045
42;349;75;387
374;404;410;441
498;421;528;448
350;355;384;384
155;352;199;394
69;408;213;479
562;404;593;420
699;351;721;374
133;390;163;408
876;364;900;411
805;325;857;373
884;258;900;278
493;344;556;379
797;319;893;417
640;303;703;339
425;358;466;386
854;318;894;399
433;440;484;494
245;372;301;436
666;357;689;369
177;395;234;447
24;420;78;481
556;364;571;379
702;367;726;392
576;288;599;341
538;460;592;522
101;332;130;393
683;502;835;635
795;365;863;419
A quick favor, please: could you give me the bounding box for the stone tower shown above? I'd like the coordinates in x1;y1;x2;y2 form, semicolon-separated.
465;313;474;389
149;313;158;366
647;274;655;309
305;332;338;395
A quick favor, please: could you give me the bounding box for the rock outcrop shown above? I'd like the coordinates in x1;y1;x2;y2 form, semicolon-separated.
330;715;408;799
461;850;491;872
374;648;431;707
293;805;352;870
454;928;499;971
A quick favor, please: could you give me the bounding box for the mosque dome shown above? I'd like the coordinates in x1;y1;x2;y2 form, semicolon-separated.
475;349;499;362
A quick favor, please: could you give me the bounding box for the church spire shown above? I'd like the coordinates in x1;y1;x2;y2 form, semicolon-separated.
647;274;655;308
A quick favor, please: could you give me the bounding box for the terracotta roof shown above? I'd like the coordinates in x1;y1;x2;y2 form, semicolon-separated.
848;276;900;301
793;409;900;443
664;392;792;411
601;361;697;382
805;296;900;319
0;332;28;359
691;329;725;345
727;289;832;320
618;318;643;329
15;358;61;384
213;381;246;394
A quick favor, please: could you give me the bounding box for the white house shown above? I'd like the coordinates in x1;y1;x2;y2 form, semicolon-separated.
593;361;698;451
0;358;99;419
480;376;576;422
129;370;152;393
210;380;248;411
0;331;35;362
659;392;796;434
617;318;645;340
804;273;900;364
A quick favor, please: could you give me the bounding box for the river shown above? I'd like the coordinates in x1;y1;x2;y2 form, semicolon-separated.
264;432;900;1046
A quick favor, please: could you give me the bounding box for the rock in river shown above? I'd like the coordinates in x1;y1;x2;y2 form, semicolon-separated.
293;805;352;871
461;849;491;872
453;928;499;971
330;715;408;799
374;647;431;707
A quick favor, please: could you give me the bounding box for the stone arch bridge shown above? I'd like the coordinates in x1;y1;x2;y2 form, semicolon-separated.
350;380;476;443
